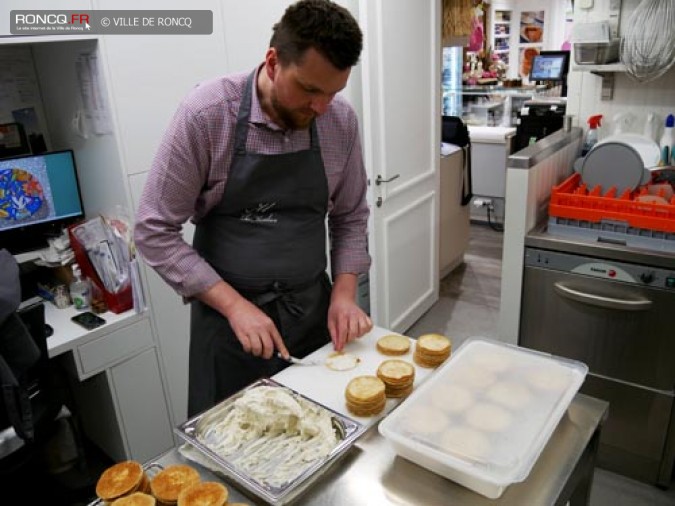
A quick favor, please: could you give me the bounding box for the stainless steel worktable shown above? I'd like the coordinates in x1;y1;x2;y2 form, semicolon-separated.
153;393;608;505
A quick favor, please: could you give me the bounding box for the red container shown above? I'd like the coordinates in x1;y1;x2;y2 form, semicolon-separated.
549;173;675;234
68;224;133;314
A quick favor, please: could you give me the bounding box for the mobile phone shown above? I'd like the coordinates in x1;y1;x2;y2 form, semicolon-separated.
71;311;107;330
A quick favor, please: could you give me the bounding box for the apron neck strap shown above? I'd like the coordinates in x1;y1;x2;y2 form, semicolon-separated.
234;68;320;155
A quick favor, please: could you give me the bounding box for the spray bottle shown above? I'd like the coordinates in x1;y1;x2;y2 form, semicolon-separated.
659;114;674;165
582;114;603;156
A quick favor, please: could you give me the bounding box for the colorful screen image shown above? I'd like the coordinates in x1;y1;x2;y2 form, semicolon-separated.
530;54;568;80
0;151;83;232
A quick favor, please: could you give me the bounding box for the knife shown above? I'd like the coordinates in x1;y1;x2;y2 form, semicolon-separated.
277;352;324;366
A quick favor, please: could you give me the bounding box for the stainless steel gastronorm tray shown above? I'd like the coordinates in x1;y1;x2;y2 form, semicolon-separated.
174;378;366;506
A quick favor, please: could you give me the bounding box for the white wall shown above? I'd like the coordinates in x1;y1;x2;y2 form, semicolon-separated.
489;0;567;79
566;0;675;137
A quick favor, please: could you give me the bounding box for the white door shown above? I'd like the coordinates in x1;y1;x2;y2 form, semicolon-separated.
359;0;440;332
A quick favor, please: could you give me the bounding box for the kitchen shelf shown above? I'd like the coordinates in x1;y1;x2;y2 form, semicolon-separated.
573;63;626;100
572;63;626;73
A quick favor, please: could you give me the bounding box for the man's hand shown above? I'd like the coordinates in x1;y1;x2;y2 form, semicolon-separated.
198;281;289;359
328;273;373;351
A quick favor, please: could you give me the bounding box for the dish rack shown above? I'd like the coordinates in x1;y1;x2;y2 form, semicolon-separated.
548;173;675;252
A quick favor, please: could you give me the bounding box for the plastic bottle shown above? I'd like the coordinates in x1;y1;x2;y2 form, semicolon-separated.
69;263;91;310
643;113;658;143
659;113;674;166
582;114;603;156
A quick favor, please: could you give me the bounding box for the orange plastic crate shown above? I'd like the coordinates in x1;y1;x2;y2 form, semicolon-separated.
549;173;675;234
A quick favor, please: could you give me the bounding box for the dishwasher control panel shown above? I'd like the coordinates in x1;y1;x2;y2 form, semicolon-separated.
525;248;675;290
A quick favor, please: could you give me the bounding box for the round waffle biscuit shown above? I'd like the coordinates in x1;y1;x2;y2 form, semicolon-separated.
416;334;451;355
111;492;156;506
413;350;449;368
377;359;415;385
346;396;386;417
383;383;414;398
150;464;201;505
376;334;411;355
96;460;148;502
177;481;228;506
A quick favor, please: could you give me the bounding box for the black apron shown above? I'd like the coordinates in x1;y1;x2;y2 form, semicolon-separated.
189;70;331;416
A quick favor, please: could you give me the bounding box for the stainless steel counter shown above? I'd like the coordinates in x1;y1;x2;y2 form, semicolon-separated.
154;393;609;505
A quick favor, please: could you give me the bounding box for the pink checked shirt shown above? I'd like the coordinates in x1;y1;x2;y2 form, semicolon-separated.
134;67;371;298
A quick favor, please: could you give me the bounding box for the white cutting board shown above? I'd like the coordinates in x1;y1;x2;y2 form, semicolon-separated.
272;326;436;428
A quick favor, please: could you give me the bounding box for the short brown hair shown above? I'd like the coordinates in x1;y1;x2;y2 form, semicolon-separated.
270;0;363;70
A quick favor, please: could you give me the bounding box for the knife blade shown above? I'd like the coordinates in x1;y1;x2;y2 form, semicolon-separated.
277;352;324;366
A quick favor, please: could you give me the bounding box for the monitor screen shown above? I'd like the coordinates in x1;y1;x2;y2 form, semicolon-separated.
530;52;569;81
0;150;84;254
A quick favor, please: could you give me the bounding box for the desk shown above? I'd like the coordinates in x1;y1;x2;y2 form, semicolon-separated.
153;393;608;505
44;303;174;463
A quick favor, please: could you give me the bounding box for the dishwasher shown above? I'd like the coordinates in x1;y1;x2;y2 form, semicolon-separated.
519;230;675;488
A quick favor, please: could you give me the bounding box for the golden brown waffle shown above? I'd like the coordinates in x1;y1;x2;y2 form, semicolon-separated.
150;464;201;505
177;481;228;506
376;334;411;355
111;492;157;506
96;460;148;503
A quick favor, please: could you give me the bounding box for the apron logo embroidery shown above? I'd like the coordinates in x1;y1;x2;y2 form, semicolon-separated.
240;202;278;223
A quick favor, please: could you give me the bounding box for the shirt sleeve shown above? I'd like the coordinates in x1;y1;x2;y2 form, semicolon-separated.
133;101;223;298
328;113;372;277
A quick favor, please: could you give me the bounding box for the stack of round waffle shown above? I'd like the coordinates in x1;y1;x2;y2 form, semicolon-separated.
413;333;451;368
345;375;386;417
376;334;411;355
377;359;415;398
96;460;150;504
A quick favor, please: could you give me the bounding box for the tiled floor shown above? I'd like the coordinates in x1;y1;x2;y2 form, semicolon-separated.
406;222;675;506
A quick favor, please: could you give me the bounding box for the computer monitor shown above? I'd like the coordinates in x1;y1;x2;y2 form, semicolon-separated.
530;51;570;82
0;150;84;255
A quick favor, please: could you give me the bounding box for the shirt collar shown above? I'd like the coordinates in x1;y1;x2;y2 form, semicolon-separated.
248;64;284;132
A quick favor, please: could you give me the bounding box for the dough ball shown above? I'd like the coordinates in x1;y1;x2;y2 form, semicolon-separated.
402;405;449;435
465;403;513;432
526;367;571;392
484;382;533;410
430;383;474;414
439;427;491;460
453;367;497;390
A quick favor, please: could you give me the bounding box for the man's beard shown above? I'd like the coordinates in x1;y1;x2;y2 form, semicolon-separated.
271;92;316;130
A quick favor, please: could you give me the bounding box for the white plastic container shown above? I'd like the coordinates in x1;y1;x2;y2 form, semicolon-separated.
378;337;587;499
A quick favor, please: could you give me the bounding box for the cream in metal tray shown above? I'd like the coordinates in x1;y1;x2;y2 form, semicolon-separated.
175;378;366;505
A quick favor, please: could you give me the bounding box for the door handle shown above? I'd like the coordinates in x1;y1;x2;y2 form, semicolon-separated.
375;174;400;185
553;282;653;311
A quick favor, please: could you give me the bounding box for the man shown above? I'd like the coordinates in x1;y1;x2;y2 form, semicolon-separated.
134;0;372;416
